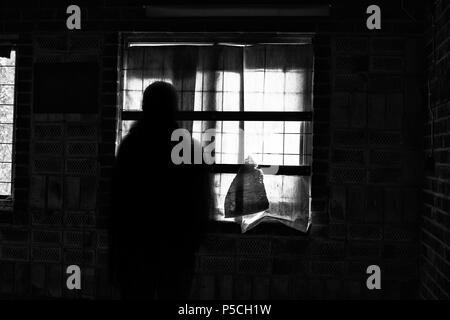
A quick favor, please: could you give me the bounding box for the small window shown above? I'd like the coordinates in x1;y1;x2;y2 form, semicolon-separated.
0;49;15;199
118;34;313;232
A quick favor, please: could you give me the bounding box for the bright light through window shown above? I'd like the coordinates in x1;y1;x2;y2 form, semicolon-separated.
118;39;313;230
0;49;15;197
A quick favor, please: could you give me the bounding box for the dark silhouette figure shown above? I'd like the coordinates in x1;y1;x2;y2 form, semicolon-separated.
110;81;211;299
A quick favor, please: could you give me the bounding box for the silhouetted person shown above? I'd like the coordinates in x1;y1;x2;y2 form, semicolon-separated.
110;81;211;299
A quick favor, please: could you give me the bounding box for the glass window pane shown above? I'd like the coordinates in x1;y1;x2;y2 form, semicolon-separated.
179;91;195;111
262;154;283;165
202;92;223;112
0;162;12;182
244;132;263;155
143;68;165;88
0;144;12;162
264;121;284;134
214;133;222;151
0;67;15;85
0;124;13;143
0;183;11;196
244;92;263;111
248;153;263;164
123;90;142;111
0;50;14;196
222;121;240;133
223;71;240;92
221;133;240;154
126;47;144;69
263;133;283;154
284;154;300;166
0;105;14;123
192;120;202;133
244;71;264;92
221;153;239;164
120;43;314;226
214;174;310;221
264;71;285;93
194;71;203;92
284;93;302;111
124;69;143;90
0;50;15;67
222;92;240;111
285;71;312;93
263;93;284;111
121;120;136;140
284;134;300;154
285;121;301;133
191;121;311;166
0;85;14;105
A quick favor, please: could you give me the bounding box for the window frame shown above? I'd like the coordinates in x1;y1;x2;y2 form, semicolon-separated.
0;40;17;205
118;32;314;178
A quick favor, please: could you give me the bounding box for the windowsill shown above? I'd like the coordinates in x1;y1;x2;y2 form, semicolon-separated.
206;220;310;236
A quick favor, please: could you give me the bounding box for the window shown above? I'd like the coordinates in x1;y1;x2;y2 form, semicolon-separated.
0;49;15;199
119;34;313;232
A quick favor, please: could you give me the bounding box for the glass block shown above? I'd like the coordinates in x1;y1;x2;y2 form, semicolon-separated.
0;105;14;123
0;162;12;182
0;67;15;85
0;144;12;162
0;124;13;143
0;85;14;105
0;50;15;67
0;183;11;196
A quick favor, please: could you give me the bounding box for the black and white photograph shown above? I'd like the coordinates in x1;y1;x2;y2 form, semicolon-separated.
0;0;447;308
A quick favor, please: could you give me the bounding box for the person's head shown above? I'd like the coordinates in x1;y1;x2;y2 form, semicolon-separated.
142;81;178;124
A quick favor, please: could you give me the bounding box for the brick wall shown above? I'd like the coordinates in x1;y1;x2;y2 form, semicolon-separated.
0;0;425;299
421;0;450;300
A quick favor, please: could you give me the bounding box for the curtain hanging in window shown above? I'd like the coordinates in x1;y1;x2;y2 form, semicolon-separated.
124;42;313;232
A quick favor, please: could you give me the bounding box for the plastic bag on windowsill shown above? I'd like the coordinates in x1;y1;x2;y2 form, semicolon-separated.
224;156;269;218
221;156;311;233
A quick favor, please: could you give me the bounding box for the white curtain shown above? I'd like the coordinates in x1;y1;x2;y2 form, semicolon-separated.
123;43;313;232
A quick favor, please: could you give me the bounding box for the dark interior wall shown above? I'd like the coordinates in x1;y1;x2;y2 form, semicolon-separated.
0;0;425;299
420;0;450;300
